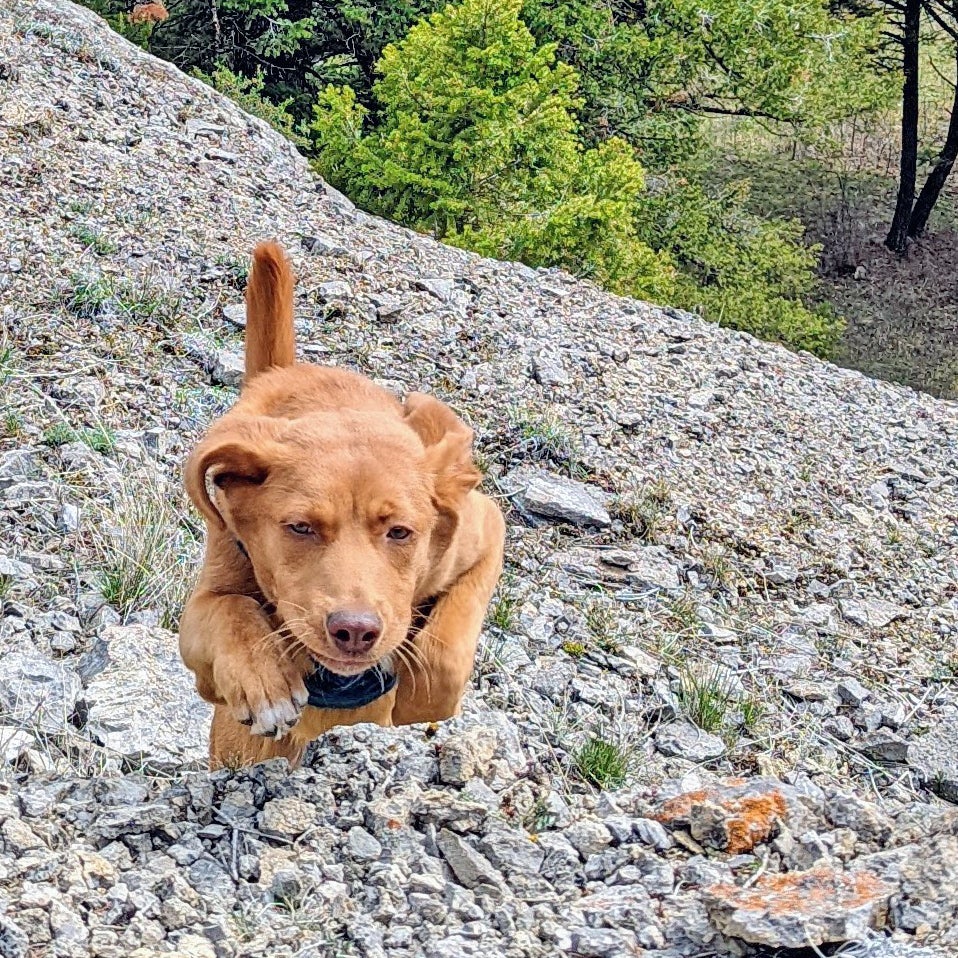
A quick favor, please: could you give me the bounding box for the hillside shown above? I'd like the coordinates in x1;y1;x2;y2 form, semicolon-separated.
1;1;958;956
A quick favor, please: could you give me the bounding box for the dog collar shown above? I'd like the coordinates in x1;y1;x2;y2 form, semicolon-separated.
304;664;397;710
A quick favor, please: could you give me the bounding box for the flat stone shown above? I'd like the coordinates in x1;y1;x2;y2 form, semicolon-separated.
505;467;610;528
531;349;571;387
317;280;351;301
221;303;245;327
908;713;958;802
840;598;907;629
0;554;34;580
0;653;81;733
705;866;891;948
854;730;909;764
84;626;211;766
655;722;725;762
436;828;503;890
622;545;682;592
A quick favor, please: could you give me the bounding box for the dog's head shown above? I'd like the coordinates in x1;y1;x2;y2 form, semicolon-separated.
185;392;481;674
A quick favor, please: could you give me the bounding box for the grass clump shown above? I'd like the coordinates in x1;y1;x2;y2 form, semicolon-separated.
574;736;629;790
43;423;116;453
584;598;622;655
678;665;739;734
488;584;519;633
89;469;200;629
561;639;586;659
611;480;671;541
508;405;581;475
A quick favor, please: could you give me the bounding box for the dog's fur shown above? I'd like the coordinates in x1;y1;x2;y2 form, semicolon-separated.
180;242;505;769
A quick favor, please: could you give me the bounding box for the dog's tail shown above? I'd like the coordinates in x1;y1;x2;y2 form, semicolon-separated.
244;241;296;380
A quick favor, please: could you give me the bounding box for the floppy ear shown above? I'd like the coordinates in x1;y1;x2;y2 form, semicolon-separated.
404;392;482;505
184;419;277;528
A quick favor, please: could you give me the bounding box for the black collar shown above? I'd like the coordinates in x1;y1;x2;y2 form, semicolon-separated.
304;664;397;710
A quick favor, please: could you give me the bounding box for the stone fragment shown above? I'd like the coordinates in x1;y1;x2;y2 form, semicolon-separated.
531;349;571;387
210;349;243;387
655;778;791;854
84;626;211;766
705;866;890;948
655;722;725;762
505;468;610;528
840;598;907;629
0;653;81;733
836;677;871;707
436;829;503;890
908;713;958;802
439;727;497;785
854;730;909;764
347;826;383;862
221;303;245;327
259;798;316;839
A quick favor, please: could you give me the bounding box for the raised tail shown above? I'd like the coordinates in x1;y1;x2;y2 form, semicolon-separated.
244;241;296;380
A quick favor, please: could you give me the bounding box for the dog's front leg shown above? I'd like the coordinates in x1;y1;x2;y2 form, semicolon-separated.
392;506;505;725
179;590;310;739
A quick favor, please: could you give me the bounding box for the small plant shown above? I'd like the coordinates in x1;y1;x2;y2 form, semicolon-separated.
82;425;116;454
666;592;701;632
575;735;629;789
0;574;11;600
509;405;581;474
739;694;765;733
71;222;117;255
65;274;114;318
488;585;519;633
524;798;555;832
2;413;24;439
43;422;77;447
611;480;671;540
88;469;201;628
584;598;622;655
699;545;735;591
0;338;15;386
678;665;739;733
561;639;586;658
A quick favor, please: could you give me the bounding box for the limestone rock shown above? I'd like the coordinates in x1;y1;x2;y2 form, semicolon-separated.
84;626;211;766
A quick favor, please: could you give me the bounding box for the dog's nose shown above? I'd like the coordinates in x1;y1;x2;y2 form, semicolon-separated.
326;609;382;655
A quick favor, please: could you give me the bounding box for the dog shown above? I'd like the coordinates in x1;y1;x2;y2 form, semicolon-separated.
179;242;505;769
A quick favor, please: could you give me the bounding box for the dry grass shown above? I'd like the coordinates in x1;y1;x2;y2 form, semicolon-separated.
83;467;200;629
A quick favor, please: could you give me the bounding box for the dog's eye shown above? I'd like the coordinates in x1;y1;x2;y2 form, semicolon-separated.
287;522;313;536
386;526;412;541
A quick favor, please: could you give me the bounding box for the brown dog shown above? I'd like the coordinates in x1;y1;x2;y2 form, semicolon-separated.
179;242;505;769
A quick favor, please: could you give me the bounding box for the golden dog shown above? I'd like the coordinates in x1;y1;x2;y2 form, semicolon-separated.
179;242;505;768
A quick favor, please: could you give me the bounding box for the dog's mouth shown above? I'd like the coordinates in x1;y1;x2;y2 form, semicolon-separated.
309;652;384;676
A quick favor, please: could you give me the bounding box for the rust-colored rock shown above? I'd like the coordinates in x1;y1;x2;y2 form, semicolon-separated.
655;777;791;854
705;866;891;948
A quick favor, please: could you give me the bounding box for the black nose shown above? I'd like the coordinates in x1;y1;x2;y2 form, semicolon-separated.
326;610;383;655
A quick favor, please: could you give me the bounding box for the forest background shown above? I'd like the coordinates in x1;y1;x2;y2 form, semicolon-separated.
83;0;958;398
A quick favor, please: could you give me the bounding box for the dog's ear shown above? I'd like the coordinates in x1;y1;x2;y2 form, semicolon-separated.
404;393;482;505
184;418;278;528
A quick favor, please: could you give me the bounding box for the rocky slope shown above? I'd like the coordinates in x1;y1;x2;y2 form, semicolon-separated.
1;1;957;955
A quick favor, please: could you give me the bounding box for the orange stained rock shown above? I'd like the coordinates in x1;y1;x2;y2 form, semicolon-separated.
655;780;788;854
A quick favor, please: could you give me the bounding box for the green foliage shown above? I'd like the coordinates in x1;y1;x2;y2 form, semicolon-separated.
574;736;629;789
311;0;673;301
521;0;891;159
636;178;844;354
193;67;308;149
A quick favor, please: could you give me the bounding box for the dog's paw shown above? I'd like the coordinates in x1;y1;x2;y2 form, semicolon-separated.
212;649;310;739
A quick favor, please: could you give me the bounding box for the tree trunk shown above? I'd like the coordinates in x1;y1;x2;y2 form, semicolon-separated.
908;49;958;238
886;0;922;255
